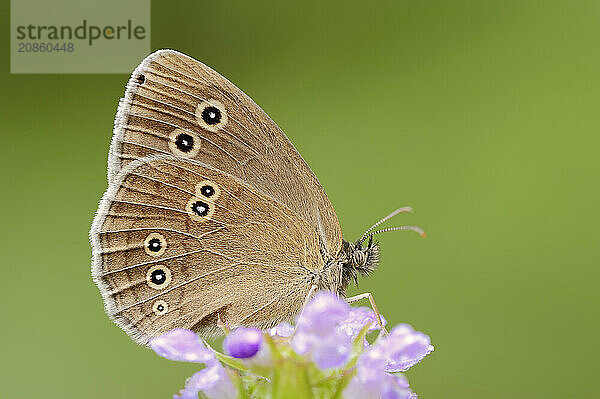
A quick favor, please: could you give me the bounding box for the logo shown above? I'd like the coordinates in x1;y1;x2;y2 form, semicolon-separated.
11;0;151;73
15;20;147;46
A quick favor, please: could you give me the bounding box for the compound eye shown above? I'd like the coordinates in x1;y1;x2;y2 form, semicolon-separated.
195;100;228;132
146;265;172;290
144;233;167;257
168;128;201;157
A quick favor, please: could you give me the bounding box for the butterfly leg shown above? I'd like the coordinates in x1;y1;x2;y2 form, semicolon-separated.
345;292;388;335
291;284;319;336
301;284;319;313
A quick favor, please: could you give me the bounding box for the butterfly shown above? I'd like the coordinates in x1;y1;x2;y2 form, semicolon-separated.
90;50;424;345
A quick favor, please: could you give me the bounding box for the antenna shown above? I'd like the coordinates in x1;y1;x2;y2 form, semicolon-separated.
358;207;425;246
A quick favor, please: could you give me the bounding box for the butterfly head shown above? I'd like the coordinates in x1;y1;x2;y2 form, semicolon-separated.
340;237;380;289
337;207;425;293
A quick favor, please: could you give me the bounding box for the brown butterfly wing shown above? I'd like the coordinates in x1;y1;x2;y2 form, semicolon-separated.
108;49;342;259
92;155;320;344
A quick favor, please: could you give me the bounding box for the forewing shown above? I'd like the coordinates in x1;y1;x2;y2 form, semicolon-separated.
108;49;342;258
91;155;319;345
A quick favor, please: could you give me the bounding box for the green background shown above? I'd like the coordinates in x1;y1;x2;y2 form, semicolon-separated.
1;1;599;398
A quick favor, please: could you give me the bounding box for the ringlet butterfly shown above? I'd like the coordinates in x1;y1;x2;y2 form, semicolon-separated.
90;50;423;345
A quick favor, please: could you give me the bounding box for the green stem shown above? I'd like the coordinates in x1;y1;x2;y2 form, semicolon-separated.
331;369;356;399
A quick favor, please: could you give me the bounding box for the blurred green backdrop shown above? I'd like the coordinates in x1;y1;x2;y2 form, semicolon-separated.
2;0;599;398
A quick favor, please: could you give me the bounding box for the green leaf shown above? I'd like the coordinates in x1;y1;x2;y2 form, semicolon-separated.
213;351;250;373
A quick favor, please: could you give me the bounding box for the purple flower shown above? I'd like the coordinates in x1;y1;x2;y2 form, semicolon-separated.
269;322;294;338
339;306;387;345
296;291;351;335
149;304;434;398
224;327;263;359
381;324;434;372
310;330;353;369
149;329;214;363
380;374;416;399
150;329;237;399
345;372;415;399
344;323;433;398
292;292;353;369
176;361;236;399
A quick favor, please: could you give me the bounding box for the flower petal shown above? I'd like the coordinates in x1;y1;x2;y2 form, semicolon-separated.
344;377;380;399
383;324;434;372
269;322;294;338
292;328;352;369
296;291;350;335
290;329;313;355
345;369;416;399
311;330;352;369
339;307;387;345
178;361;237;399
381;373;417;399
150;329;214;363
224;327;263;359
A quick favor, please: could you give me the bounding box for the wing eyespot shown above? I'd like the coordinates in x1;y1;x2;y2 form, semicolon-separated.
137;74;145;84
152;300;168;315
196;180;221;201
168;128;201;158
144;232;167;257
186;197;215;222
146;265;172;290
202;106;221;125
191;200;209;216
195;99;228;132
